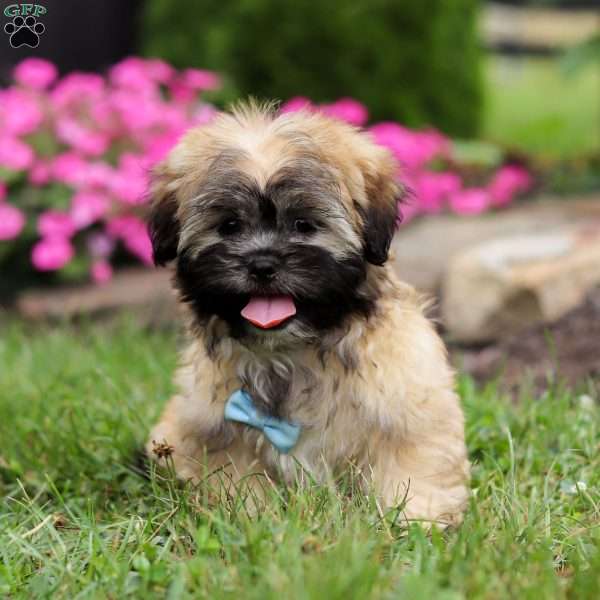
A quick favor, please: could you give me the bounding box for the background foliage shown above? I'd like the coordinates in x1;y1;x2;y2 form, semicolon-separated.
141;0;484;136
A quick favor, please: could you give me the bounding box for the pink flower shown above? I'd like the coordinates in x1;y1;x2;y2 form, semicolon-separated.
119;152;150;175
50;156;112;189
107;216;153;265
0;181;6;201
71;191;110;227
13;58;58;90
489;165;532;207
181;68;221;91
88;99;115;130
50;73;104;109
0;89;44;136
125;228;153;265
55;117;110;156
31;237;74;271
153;104;188;132
0;202;25;240
87;232;115;258
143;131;184;166
280;97;314;114
109;155;149;205
168;81;196;104
110;90;163;131
369;123;448;170
51;152;89;186
321;98;368;127
191;103;218;126
83;161;115;188
109;57;156;93
449;188;490;215
29;161;52;186
90;260;113;284
37;210;76;238
413;172;461;213
144;59;175;83
414;130;451;161
106;215;143;239
168;68;220;103
397;199;420;225
0;137;35;171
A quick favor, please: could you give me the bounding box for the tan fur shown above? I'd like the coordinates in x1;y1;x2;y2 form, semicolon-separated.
146;103;470;526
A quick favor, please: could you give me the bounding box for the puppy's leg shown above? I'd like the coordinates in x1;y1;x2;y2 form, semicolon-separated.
146;394;271;507
147;395;205;481
368;418;470;527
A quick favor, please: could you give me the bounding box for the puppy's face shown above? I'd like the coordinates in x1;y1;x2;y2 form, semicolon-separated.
148;104;400;345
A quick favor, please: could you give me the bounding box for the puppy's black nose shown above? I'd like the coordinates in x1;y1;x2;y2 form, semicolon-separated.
249;255;279;281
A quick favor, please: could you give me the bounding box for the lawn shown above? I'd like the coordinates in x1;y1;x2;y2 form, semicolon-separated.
0;320;598;599
484;55;600;158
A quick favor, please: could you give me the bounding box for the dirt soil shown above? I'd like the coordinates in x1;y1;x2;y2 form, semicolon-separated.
455;288;600;391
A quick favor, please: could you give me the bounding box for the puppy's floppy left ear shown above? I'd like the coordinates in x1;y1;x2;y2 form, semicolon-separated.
147;169;180;266
360;149;401;266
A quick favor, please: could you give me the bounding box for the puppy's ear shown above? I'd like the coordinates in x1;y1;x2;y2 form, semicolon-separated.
360;149;401;266
147;172;180;266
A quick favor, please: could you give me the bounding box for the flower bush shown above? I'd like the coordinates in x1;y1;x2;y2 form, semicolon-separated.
0;57;219;285
0;58;532;288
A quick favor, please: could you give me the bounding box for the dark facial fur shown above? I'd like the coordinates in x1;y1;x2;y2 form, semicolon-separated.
173;154;376;342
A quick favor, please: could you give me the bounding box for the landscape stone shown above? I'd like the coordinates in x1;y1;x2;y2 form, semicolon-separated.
441;222;600;343
391;196;600;293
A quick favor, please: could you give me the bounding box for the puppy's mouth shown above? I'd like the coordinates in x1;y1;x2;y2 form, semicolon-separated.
241;295;297;330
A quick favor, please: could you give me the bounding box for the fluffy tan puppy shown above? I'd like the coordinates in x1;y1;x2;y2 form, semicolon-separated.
145;102;469;526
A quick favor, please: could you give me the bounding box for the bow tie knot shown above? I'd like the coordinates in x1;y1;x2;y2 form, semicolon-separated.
224;390;301;454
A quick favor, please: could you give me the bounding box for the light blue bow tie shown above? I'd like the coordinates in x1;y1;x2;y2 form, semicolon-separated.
224;390;301;454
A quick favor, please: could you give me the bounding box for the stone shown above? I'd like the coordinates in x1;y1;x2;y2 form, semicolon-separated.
441;223;600;343
15;268;176;322
391;196;600;293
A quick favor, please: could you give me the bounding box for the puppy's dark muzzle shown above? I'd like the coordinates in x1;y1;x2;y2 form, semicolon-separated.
248;255;280;283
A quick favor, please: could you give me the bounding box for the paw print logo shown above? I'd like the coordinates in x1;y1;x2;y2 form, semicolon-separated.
4;15;45;48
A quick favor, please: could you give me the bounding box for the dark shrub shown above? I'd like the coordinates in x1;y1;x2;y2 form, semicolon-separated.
141;0;483;136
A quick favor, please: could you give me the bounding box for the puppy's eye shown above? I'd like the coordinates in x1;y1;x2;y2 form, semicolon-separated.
294;219;316;234
218;218;242;236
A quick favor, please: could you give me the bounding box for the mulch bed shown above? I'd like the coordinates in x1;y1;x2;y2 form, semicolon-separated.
456;288;600;391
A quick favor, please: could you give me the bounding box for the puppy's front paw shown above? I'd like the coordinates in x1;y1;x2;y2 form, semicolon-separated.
401;481;469;528
371;435;470;527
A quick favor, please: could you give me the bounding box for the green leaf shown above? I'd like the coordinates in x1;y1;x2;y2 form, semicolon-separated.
0;167;25;185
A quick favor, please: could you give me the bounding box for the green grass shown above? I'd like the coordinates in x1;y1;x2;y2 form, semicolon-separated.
484;55;600;158
0;320;599;598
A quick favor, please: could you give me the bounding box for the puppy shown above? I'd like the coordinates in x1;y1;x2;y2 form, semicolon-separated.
145;102;469;526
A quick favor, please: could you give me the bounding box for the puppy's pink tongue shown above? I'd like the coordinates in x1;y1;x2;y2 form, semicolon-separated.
241;296;296;329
